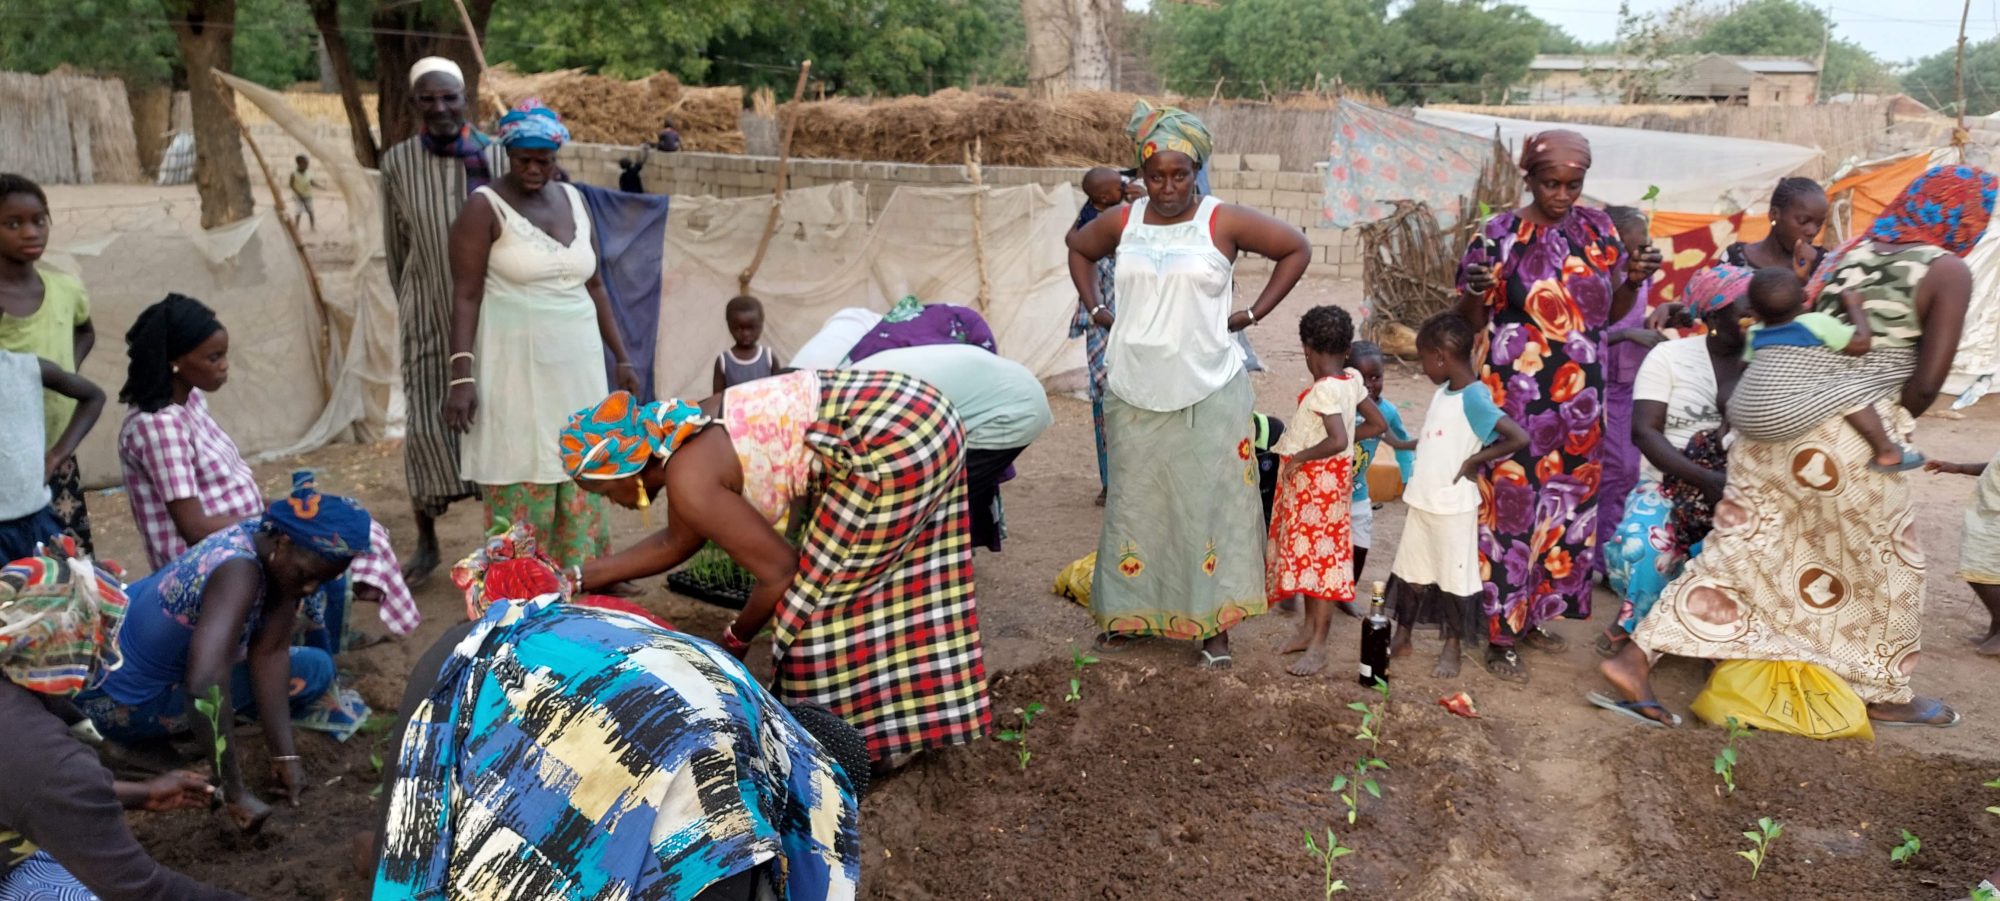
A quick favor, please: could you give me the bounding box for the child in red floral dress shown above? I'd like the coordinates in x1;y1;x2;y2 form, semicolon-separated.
1270;305;1389;677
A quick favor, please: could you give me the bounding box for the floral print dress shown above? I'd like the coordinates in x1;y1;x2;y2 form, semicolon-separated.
1457;209;1624;646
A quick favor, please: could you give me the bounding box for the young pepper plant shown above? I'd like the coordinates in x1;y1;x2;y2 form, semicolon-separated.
1302;827;1353;897
1713;716;1752;795
995;702;1048;770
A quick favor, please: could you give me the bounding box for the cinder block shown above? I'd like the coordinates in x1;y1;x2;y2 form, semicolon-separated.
1234;188;1274;208
1244;154;1281;172
1277;172;1319;192
1208;170;1242;191
1208;153;1242;172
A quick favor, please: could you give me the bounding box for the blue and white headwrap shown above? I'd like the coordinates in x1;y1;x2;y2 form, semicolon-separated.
496;100;571;151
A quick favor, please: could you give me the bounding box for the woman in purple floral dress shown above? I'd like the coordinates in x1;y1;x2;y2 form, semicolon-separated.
1456;130;1661;682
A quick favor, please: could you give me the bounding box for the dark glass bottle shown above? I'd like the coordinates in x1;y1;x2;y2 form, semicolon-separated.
1358;581;1392;688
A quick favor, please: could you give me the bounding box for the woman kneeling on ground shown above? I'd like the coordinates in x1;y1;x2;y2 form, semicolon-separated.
0;544;246;901
1597;165;1992;727
77;483;375;828
373;569;863;899
1597;265;1750;657
561;377;991;770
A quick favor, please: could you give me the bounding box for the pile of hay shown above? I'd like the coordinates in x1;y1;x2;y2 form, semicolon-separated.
483;65;745;152
782;88;1141;167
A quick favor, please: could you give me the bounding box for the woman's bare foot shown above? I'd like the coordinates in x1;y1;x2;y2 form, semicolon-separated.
1979;631;2000;657
1434;638;1462;678
1594;642;1675;724
1867;697;1960;726
225;794;273;834
1287;643;1330;677
1389;629;1412;658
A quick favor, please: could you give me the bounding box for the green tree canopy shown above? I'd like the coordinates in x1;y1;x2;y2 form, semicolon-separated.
1905;39;2000;115
1153;0;1392;97
1380;0;1544;105
1685;0;1894;97
0;0;326;88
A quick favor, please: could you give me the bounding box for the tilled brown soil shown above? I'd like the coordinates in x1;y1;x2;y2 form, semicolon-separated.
1617;729;2000;899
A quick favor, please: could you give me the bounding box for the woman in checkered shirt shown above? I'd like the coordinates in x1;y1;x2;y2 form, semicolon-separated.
113;294;421;645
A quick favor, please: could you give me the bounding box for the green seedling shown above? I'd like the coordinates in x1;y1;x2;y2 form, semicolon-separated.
1985;777;2000;818
1329;757;1388;825
1712;716;1751;794
1302;827;1353;897
1974;881;1999;901
995;702;1048;770
1889;829;1920;865
1064;649;1099;703
191;684;227;778
1737;816;1782;880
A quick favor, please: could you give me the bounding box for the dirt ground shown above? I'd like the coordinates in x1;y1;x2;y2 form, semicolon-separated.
55;194;2000;899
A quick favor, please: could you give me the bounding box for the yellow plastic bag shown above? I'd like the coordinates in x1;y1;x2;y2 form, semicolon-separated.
1689;660;1874;740
1052;552;1096;609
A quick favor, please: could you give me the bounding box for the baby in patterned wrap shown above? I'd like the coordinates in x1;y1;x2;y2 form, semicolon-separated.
1741;266;1922;473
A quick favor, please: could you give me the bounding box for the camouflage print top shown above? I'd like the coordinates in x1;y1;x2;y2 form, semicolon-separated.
1811;241;1947;349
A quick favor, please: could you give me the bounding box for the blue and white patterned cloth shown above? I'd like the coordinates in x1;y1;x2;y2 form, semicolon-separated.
374;596;861;900
0;852;95;901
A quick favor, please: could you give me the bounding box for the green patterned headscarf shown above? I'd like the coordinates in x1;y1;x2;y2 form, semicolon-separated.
1128;100;1212;169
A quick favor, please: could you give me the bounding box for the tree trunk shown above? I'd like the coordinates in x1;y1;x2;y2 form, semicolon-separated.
1071;0;1116;92
164;0;254;228
372;0;495;148
1022;0;1070;99
307;0;377;168
1022;0;1119;98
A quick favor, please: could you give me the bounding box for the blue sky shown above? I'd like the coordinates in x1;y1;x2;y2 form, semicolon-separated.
1514;0;1991;64
1125;0;1995;66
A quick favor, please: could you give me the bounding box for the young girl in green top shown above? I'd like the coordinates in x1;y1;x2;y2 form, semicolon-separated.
0;175;95;552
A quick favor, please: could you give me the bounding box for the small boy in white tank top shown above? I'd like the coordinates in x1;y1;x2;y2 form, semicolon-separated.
713;295;784;393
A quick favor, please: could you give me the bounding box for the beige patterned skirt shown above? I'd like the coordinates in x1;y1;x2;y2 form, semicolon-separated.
1634;403;1925;704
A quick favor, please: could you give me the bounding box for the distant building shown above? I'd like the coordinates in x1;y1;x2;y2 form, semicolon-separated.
1515;55;1821;107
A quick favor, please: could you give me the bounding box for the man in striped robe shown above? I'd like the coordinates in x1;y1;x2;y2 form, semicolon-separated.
380;57;509;587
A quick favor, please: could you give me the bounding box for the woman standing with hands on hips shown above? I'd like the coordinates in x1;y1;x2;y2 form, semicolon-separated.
1066;102;1312;670
1457;130;1662;682
442;101;640;570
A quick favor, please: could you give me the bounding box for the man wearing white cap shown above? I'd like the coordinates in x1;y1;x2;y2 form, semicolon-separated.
379;57;510;586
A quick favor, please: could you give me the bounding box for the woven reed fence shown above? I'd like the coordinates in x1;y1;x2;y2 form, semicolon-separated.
0;71;142;184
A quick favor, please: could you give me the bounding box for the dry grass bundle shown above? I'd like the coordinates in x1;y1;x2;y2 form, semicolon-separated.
482;64;745;152
0;70;141;184
782;88;1138;167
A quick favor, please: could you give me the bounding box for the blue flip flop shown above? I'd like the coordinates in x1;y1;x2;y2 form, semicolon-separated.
1873;697;1961;728
1870;448;1927;474
1586;691;1681;728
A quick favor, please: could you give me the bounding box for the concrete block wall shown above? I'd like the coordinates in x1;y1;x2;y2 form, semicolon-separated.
559;144;1360;278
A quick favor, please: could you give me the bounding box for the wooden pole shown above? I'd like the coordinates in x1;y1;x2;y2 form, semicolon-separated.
210;71;334;388
740;61;813;295
1955;0;1972;158
966;137;991;311
449;0;489;78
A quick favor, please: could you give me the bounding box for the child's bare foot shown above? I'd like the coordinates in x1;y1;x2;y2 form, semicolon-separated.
1280;613;1312;655
1287;643;1330;677
1434;638;1462;678
1389;629;1412;658
1094;489;1105;507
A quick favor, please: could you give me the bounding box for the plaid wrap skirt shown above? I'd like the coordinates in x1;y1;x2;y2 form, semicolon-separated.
771;370;991;761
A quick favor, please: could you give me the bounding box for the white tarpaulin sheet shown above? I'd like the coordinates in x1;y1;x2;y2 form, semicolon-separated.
658;181;1086;401
44;207;330;488
1414;108;1821;214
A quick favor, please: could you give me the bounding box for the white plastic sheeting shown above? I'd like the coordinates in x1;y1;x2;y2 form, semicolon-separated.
1413;108;1821;214
658;181;1086;401
43;208;330;489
